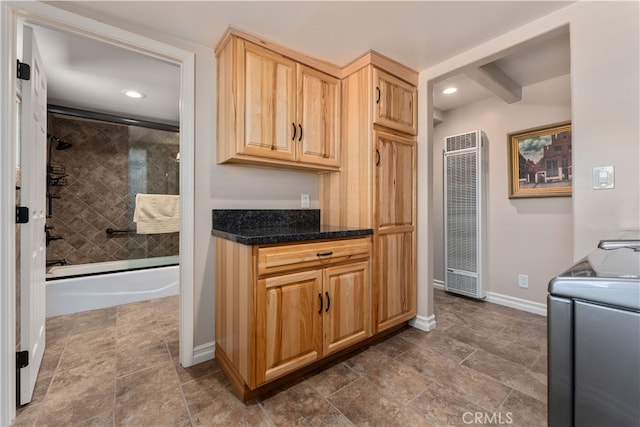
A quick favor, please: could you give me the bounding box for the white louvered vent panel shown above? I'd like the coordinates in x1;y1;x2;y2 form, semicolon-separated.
446;152;477;273
444;130;486;299
446;272;478;298
446;132;477;152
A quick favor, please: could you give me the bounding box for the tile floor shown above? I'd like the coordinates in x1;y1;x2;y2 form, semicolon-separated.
12;289;548;426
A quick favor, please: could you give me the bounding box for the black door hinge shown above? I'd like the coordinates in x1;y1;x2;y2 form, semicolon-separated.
16;206;29;224
17;60;31;81
16;351;29;369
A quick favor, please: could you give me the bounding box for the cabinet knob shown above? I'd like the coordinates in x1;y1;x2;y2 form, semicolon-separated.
292;123;297;141
298;124;303;142
376;86;381;104
318;293;323;314
325;292;331;313
376;149;381;166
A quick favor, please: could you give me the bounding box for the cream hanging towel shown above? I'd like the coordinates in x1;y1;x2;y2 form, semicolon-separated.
133;193;180;234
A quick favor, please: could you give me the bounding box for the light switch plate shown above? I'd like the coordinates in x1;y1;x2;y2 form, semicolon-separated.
592;166;615;189
301;193;310;208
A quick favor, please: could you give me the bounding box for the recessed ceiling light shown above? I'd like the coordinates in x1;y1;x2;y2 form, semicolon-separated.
122;89;146;99
442;87;458;95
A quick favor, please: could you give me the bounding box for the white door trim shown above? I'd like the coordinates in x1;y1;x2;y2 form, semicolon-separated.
0;4;19;423
1;2;196;424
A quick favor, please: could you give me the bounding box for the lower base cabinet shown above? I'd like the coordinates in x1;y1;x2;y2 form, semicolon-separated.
215;236;372;397
256;260;370;385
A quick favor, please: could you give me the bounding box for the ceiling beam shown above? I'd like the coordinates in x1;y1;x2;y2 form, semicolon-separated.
433;108;444;126
464;63;522;104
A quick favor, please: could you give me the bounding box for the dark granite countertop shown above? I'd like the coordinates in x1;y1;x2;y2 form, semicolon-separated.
211;209;372;245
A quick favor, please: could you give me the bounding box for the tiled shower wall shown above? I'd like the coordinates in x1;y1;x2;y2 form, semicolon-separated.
46;113;179;266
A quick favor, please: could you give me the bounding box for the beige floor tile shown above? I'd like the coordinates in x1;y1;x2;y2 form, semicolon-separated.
115;305;159;338
327;377;428;426
461;348;547;403
344;347;432;403
115;331;171;377
83;410;114;426
409;382;491;427
39;340;65;377
498;321;547;353
29;373;53;406
531;353;548;376
433;310;504;335
398;327;476;363
445;325;540;367
371;332;416;358
397;347;511;411
56;327;116;371
304;362;361;398
115;361;190;426
261;380;350;426
68;307;117;336
39;358;116;426
182;371;271;426
499;389;548;427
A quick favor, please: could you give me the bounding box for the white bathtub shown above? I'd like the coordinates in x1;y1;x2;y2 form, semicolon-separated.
46;256;179;318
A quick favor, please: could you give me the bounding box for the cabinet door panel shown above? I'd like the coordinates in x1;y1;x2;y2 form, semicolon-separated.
376;231;416;332
373;68;417;135
323;261;371;355
256;270;322;385
242;42;296;161
376;131;415;229
297;65;340;167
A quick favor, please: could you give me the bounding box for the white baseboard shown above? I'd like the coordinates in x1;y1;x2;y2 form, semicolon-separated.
486;292;547;316
433;279;547;317
409;314;436;331
192;341;215;365
433;279;445;290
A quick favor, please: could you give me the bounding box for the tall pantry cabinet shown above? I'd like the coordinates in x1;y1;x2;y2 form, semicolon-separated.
320;53;418;333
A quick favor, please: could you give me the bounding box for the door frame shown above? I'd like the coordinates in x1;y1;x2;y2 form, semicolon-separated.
0;2;196;424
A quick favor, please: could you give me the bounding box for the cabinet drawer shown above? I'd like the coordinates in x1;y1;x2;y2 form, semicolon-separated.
257;238;370;276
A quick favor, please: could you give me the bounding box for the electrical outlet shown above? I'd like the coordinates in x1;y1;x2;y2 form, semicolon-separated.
301;193;309;208
518;274;529;288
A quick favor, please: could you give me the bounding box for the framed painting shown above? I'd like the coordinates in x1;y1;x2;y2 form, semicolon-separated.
508;121;572;198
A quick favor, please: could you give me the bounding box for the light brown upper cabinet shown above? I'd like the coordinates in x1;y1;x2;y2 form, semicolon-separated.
216;30;341;172
373;68;418;135
296;65;340;168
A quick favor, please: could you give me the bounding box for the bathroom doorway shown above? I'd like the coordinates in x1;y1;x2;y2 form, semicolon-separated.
34;23;183;283
1;2;196;418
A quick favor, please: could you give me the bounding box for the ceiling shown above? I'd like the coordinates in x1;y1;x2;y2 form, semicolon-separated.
33;25;180;125
36;1;574;124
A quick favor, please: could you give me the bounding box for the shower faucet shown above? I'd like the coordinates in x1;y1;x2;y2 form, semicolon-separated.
45;225;63;246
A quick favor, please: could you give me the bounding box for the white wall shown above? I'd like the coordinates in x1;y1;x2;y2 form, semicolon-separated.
569;1;640;258
433;75;573;304
181;44;319;347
